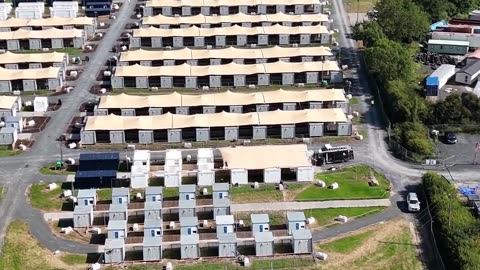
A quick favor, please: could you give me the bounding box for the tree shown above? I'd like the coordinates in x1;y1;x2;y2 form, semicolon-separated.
461;93;480;122
415;0;477;21
365;39;416;85
351;21;385;47
431;94;470;124
375;0;430;43
393;121;433;156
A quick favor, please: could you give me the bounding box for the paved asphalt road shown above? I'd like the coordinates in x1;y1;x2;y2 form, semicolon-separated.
0;0;479;258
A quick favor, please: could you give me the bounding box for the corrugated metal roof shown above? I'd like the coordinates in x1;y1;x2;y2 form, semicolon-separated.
107;220;127;230
251;214;269;224
428;39;470;46
429;64;456;79
178;199;196;208
145;186;163;195
287;211;305;221
292;229;312;240
181;234;199;245
218;232;237;243
459;60;480;75
143;236;162;246
144;218;162;228
144;201;162;211
254;231;274;242
77;189;96;198
215;215;234;225
180;216;199;227
109;203;127;212
213;198;231;207
179;184;196;193
212;183;230;192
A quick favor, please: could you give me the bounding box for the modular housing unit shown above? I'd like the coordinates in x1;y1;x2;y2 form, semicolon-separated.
104;238;125;263
251;213;270;234
425;64;456;96
0;96;21;118
456;60;480;85
218;233;237;257
213;197;231;218
180;216;199;235
212;183;230;199
215;214;234;237
77;189;97;206
73;205;93;228
112;187;130;204
0;127;17;146
143;236;163;261
427;39;470;55
180;234;200;259
144;201;162;220
179;199;196;217
145;186;163;202
291;229;312;253
109;203;128;221
287;211;306;235
107;219;128;239
179;184;196;201
144;218;163;237
255;231;274;256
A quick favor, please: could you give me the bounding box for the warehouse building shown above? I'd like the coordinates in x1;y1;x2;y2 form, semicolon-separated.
0;96;21;118
0;28;85;50
0;66;63;93
129;25;330;48
95;89;348;116
118;46;333;66
104;239;125;263
143;0;322;17
219;144;315;185
141;13;329;28
427;39;470;55
74;170;117;189
218;233;237;257
111;61;342;89
0;51;68;72
79;152;120;171
0;17;96;37
80;109;351;144
143;237;163;261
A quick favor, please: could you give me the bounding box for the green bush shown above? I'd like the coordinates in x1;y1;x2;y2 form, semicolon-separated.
422;172;480;270
393;122;433;156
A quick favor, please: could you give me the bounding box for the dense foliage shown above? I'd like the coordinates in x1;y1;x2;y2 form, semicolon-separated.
414;0;480;21
422;172;480;269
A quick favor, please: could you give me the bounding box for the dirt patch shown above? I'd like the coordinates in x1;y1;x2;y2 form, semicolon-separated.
48;221;95;245
22;116;50;133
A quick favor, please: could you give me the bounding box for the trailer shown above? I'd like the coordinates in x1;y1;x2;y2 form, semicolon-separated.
314;144;354;165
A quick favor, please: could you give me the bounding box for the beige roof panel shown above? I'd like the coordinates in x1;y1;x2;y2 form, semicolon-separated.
0;51;66;64
219;144;311;169
84;108;347;131
0;28;84;40
120;46;332;62
142;13;328;25
146;0;319;7
0;96;18;109
0;66;60;80
133;25;328;38
0;17;94;28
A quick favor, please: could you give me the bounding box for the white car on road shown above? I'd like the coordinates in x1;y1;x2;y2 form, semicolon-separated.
407;192;421;212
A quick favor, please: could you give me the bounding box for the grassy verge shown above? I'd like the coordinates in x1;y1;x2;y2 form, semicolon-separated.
39;163;75;175
231;184;283;203
29;182;64;211
0;187;3;203
346;0;376;13
0;221;84;270
318;230;374;253
97;188;112;201
235;211;285;226
0;145;21;157
164;187;179;198
173;257;315;270
304;206;386;226
296;165;390;201
59;254;87;264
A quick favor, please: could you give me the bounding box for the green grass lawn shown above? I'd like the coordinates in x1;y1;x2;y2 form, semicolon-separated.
163;187;179;198
173;258;314;270
0;187;4;203
346;0;376;13
235;211;285;226
59;254;87;264
296;165;390;201
97;189;112;201
350;97;360;105
39;163;75;175
304;206;386;226
0;145;21;157
29;182;64;211
231;183;283;203
318;230;375;253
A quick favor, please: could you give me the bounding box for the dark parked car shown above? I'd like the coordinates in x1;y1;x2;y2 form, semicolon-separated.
444;132;457;144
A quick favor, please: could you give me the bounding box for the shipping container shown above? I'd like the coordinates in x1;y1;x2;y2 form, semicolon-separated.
74;170;117;189
425;64;456;96
78;152;120;171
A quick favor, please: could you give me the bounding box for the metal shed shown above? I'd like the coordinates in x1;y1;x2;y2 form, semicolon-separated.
143;236;163;261
218;233;237;257
292;229;312;254
178;199;196;217
251;213;270;234
255;231;274;256
112;187;130;204
213;197;231;218
109;203;128;221
144;201;162;220
4;116;22;133
180;234;200;259
145;186;163;202
180;216;199;235
0;127;17;146
77;189;97;206
104;238;125;263
73;205;93;228
179;184;196;200
287;212;306;235
107;219;128;239
212;183;230;199
215;215;234;237
144;218;162;238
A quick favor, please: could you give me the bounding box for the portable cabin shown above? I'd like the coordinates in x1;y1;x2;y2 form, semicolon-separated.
107;219;128;239
145;186;163;202
215;215;234;237
255;231;274;256
218;233;237;257
109;203;128;221
179;184;196;201
0;127;17;146
4;116;22;133
143;236;163;261
144;218;162;238
292;229;312;254
77;189;97;206
180;216;198;235
251;214;270;234
144;201;162;220
73;205;93;228
286;212;306;235
212;183;229;199
178;199;196;217
104;238;125;263
180;234;200;259
213;198;231;218
112;187;130;204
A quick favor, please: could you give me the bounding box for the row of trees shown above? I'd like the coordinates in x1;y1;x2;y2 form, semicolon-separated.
422;172;480;269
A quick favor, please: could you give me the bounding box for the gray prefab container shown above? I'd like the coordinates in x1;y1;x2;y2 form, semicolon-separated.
73;205;93;228
292;229;312;254
179;199;196;217
143;236;163;261
215;215;234;237
251;214;270;234
180;216;199;235
255;231;274;256
144;201;163;220
287;212;306;235
144;218;162;238
77;189;97;206
0;127;17;146
212;183;229;199
109;203;128;221
218;233;237;257
104;238;125;263
112;187;130;204
107;220;128;239
213;198;231;218
145;186;163;202
180;234;200;259
179;185;196;201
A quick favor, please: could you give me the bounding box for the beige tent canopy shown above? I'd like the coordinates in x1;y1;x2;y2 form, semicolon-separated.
0;51;66;64
98;88;346;109
0;66;60;80
133;25;328;37
142;12;328;25
119;46;332;62
84;108;347;131
0;28;84;40
218;144;311;170
0;96;18;109
147;0;319;7
0;17;95;28
114;61;340;77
